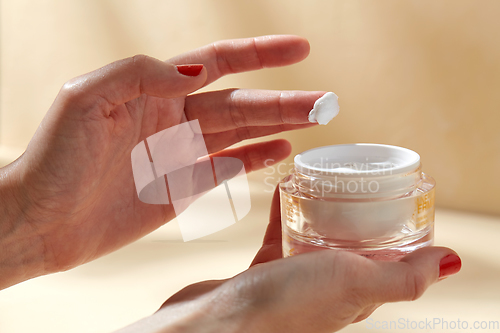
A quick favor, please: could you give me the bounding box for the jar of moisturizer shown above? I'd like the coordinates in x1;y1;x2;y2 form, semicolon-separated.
279;144;435;261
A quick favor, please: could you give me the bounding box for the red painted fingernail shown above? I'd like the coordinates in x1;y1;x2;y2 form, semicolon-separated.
439;254;462;278
176;64;204;77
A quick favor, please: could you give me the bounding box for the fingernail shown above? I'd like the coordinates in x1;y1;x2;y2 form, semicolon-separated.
439;254;462;278
176;64;204;77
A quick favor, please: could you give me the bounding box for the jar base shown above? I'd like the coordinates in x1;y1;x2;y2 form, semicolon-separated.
282;224;433;261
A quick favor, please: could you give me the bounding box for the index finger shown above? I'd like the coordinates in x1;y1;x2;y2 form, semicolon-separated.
167;35;310;86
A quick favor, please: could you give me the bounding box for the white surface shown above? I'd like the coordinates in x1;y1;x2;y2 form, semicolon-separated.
1;180;499;333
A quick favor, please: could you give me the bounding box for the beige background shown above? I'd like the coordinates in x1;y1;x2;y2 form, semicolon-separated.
1;0;500;215
1;0;499;215
1;1;500;333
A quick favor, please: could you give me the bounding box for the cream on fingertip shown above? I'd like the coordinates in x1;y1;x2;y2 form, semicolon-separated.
308;92;340;125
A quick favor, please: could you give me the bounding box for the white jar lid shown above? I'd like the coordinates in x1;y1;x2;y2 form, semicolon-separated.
294;144;421;197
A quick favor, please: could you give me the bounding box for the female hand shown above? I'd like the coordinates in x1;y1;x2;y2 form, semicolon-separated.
117;186;461;333
0;35;325;289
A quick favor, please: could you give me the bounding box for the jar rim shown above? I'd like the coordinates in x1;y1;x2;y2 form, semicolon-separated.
294;143;421;177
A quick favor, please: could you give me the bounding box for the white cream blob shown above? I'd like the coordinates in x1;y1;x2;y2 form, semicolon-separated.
308;92;340;125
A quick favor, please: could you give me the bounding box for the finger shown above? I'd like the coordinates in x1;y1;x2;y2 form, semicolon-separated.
204;123;316;154
58;55;207;114
363;247;461;304
168;35;310;86
263;185;283;246
209;139;292;174
250;185;283;266
185;89;326;133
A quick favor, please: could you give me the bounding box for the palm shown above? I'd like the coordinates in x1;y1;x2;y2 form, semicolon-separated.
18;36;323;272
68;95;188;260
85;95;196;246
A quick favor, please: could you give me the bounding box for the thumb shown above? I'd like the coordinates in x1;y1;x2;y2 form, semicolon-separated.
57;54;207;114
366;247;461;304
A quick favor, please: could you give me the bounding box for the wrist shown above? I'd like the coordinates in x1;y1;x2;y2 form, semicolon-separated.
0;160;46;290
182;282;262;333
116;284;251;333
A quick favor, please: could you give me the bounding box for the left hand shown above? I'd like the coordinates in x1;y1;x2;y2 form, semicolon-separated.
117;186;461;333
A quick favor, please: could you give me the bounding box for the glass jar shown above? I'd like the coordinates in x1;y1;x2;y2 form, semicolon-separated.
279;144;435;261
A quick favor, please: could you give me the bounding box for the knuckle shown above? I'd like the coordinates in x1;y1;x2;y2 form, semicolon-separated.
403;269;427;301
212;41;234;75
228;89;247;128
235;127;251;141
277;91;287;124
131;54;150;66
60;77;86;102
129;54;154;73
241;147;263;173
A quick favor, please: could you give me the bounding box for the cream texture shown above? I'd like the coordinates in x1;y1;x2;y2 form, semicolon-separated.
308;92;340;125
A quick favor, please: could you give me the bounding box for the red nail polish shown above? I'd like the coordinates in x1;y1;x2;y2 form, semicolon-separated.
176;64;203;77
439;254;462;278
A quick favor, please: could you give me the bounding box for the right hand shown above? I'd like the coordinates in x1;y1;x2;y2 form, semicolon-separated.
0;35;323;289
